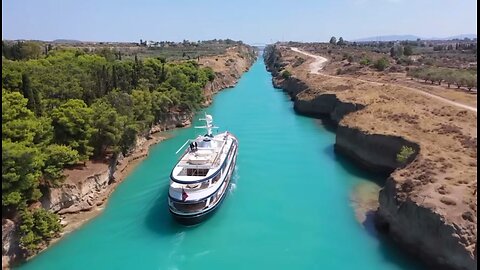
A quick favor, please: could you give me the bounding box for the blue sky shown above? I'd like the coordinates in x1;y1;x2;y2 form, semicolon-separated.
2;0;477;44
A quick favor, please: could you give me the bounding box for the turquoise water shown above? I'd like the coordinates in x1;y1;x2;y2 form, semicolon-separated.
18;57;424;270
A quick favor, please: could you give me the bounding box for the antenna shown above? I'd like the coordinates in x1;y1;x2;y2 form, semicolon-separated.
194;112;218;136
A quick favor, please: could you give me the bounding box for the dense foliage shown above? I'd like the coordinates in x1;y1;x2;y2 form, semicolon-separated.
18;208;62;255
2;47;215;252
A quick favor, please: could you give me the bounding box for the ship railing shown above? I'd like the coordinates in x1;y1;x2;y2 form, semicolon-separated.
211;140;227;167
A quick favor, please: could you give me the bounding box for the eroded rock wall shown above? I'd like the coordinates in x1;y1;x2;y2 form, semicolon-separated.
264;44;476;270
378;176;476;270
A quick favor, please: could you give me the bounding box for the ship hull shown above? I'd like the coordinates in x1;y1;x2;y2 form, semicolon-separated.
169;140;237;225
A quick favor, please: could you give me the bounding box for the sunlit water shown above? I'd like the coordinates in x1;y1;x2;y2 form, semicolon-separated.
18;56;425;270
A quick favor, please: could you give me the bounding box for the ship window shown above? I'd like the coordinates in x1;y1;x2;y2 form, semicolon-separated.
173;201;207;213
186;168;209;176
212;173;221;183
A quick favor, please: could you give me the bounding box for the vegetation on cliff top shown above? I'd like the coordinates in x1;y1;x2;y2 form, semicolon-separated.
396;146;416;164
407;67;477;90
2;43;215;253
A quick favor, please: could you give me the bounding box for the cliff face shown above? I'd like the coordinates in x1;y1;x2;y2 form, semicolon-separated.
2;219;19;269
335;127;419;174
2;45;257;269
201;45;257;106
264;44;477;270
378;174;476;270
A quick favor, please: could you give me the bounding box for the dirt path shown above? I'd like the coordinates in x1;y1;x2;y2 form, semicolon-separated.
289;47;477;113
291;47;327;74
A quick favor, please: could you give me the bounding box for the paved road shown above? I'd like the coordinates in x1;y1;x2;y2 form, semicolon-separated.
290;47;477;113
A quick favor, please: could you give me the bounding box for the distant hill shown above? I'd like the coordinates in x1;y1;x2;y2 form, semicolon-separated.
52;39;83;44
354;35;421;42
440;34;477;40
353;34;477;42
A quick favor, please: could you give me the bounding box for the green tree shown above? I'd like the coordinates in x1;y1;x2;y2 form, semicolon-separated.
337;37;346;46
329;36;337;45
464;73;477;91
403;45;413;56
119;124;138;155
2;141;43;210
50;99;95;160
21;73;42;116
42;144;79;186
443;69;456;88
131;89;154;131
2;90;51;146
19;208;61;254
90;100;126;156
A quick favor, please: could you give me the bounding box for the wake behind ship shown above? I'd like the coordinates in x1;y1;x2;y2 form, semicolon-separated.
168;113;238;225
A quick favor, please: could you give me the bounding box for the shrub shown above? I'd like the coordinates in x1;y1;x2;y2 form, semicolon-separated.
373;57;389;71
397;146;415;163
359;57;371;66
281;70;292;79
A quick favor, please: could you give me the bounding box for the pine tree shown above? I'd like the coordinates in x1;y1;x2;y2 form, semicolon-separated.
21;73;37;114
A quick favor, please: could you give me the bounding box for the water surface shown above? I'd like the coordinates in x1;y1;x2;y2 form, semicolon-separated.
19;57;424;270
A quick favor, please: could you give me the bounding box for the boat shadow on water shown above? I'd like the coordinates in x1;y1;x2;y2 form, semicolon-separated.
144;179;237;236
144;185;204;236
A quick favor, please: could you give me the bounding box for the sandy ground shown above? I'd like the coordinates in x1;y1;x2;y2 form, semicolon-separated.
290;47;328;74
290;47;477;113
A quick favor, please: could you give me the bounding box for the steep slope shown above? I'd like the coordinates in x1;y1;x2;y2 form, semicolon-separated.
264;44;477;270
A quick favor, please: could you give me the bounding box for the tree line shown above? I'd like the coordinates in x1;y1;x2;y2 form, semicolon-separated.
2;47;215;253
407;67;477;90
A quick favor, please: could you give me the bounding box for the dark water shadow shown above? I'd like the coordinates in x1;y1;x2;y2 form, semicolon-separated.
362;210;379;238
321;144;387;186
321;144;427;269
144;183;210;236
311;116;338;134
363;210;429;270
144;186;180;235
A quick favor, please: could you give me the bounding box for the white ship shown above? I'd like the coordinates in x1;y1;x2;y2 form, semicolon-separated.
168;113;238;225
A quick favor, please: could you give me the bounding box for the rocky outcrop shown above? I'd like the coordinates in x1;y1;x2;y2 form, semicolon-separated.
335;127;419;174
377;176;477;270
264;44;477;270
2;219;20;270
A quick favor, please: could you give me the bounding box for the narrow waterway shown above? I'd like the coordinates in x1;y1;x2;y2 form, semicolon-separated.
18;56;424;270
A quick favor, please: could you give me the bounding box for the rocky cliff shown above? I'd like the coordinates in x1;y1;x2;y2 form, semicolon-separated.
201;45;257;106
264;44;477;270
